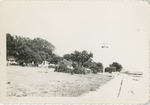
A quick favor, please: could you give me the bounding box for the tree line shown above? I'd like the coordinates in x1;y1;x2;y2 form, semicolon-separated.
7;33;122;73
62;51;103;73
7;33;56;66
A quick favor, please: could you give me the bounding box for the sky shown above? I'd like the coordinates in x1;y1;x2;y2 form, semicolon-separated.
1;1;150;72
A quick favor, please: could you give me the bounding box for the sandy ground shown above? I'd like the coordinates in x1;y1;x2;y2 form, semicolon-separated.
6;66;113;97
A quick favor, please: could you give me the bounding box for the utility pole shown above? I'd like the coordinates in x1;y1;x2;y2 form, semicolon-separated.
101;43;109;73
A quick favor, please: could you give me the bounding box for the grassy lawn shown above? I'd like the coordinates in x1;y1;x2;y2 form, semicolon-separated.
7;66;114;97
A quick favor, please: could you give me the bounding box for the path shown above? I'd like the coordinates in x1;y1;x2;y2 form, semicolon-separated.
82;73;149;104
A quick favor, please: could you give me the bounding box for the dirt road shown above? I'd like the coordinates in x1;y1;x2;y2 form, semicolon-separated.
82;73;149;104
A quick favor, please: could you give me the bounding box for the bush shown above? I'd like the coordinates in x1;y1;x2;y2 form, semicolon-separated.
96;62;103;72
92;69;98;74
83;61;91;68
89;63;103;74
83;61;103;73
55;63;67;72
54;62;73;74
105;67;116;73
73;68;78;74
90;66;99;74
109;62;123;72
72;67;86;74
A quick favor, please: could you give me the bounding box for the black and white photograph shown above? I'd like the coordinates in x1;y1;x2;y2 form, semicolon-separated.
0;0;150;104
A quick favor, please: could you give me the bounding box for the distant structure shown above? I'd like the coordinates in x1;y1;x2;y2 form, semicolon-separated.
7;56;18;65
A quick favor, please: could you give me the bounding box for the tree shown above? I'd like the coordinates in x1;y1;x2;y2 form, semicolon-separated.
109;62;123;72
6;34;56;66
81;50;93;65
63;54;72;61
16;43;40;65
6;33;16;58
50;56;63;65
96;62;103;72
71;51;82;69
32;38;55;52
71;50;93;70
83;61;103;73
83;61;92;68
32;38;55;62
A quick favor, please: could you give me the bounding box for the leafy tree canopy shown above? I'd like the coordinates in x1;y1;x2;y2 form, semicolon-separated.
109;62;123;72
6;33;55;65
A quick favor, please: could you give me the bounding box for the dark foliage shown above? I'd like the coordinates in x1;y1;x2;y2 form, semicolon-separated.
6;33;55;66
105;67;116;73
109;62;123;72
54;61;73;73
83;61;103;73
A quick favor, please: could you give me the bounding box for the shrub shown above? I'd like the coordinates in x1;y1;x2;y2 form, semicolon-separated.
90;63;103;74
96;62;103;72
105;67;116;73
60;65;67;72
54;62;74;74
72;67;85;74
55;63;67;72
109;62;123;72
92;69;98;74
97;68;103;72
73;69;80;74
83;61;103;73
83;61;91;68
90;66;99;74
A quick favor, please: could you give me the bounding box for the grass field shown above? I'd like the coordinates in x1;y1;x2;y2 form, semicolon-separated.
7;66;114;97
